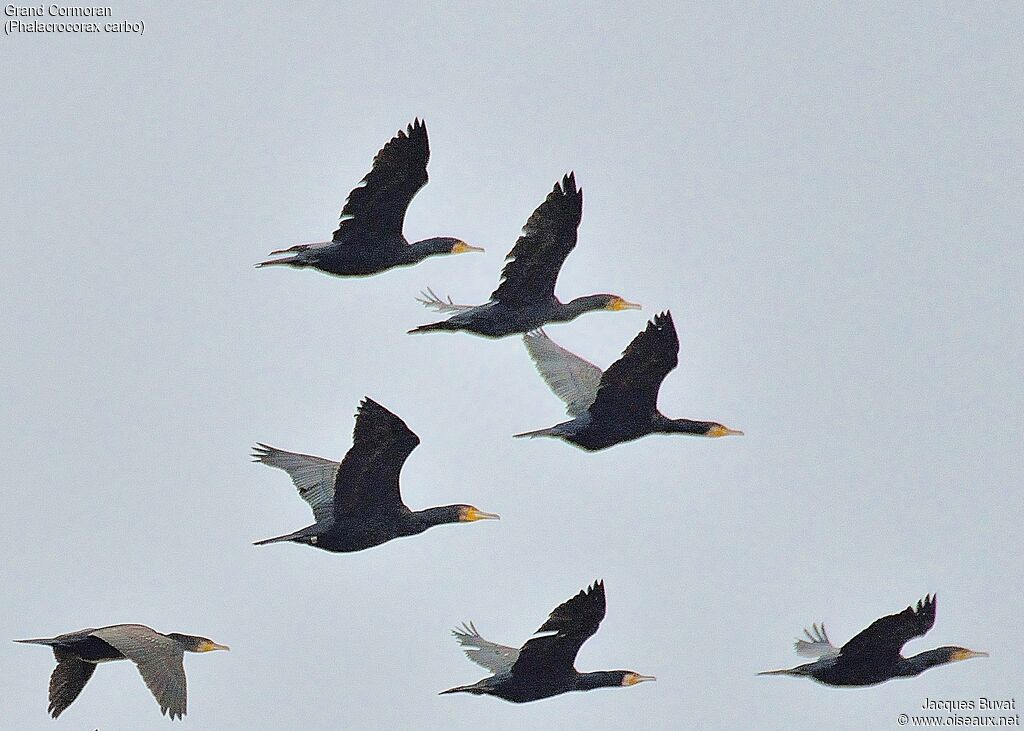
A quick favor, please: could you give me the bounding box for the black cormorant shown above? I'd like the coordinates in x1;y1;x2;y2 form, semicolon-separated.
252;398;498;552
515;311;743;450
441;581;655;703
410;173;638;337
759;595;987;686
15;625;228;720
256;119;482;275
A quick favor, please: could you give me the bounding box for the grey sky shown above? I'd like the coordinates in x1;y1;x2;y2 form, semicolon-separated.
2;2;1022;729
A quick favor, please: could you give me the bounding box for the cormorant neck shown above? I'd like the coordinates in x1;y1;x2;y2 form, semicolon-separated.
553;295;611;322
897;649;958;677
654;416;716;435
575;671;623;691
407;505;462;532
166;633;201;651
406;237;459;262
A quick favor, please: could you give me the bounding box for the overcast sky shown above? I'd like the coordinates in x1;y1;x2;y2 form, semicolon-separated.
2;2;1022;729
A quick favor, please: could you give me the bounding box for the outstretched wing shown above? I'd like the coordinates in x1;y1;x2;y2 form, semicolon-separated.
794;623;840;659
251;444;339;524
588;311;679;420
91;626;188;720
332;119;430;244
489;173;583;307
333;398;421;518
47;651;96;719
451;622;519;676
839;595;937;662
511;581;607;678
523;330;603;416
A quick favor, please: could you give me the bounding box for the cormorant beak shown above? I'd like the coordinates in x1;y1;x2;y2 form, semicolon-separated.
608;297;642;312
952;649;988;661
200;641;230;652
452;241;484;254
708;425;744;438
623;673;656;686
460;507;500;522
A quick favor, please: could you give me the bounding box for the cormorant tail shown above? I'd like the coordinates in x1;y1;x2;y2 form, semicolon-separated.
254;256;304;268
270;243;314;255
439;682;493;696
253;529;308;546
513;426;560;439
407;321;455;334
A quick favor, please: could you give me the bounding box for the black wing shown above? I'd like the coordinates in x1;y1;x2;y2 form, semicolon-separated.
489;173;583;307
332;119;430;244
588;311;679;420
510;581;607;678
332;398;421;518
47;651;96;719
839;595;938;662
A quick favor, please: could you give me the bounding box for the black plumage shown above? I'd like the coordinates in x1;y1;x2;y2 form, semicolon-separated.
759;595;987;686
516;311;743;450
256;119;481;275
15;625;228;720
441;581;655;703
411;173;639;337
252;398;498;552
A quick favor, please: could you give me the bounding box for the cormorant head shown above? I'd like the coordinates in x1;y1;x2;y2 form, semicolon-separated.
561;294;641;320
620;671;657;686
167;634;230;653
901;646;988;676
450;238;484;255
416;237;484;256
660;419;744;437
942;646;989;663
598;294;642;312
456;505;501;523
705;422;744;438
579;670;656;690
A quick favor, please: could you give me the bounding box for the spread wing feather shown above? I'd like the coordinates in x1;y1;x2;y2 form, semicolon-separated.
794;623;840;659
416;287;476;313
332;398;420;518
523;330;603;416
511;581;606;678
332;119;430;243
251;444;339;524
589;311;679;420
839;595;938;662
451;622;519;676
47;652;96;719
91;625;188;720
489;173;583;307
